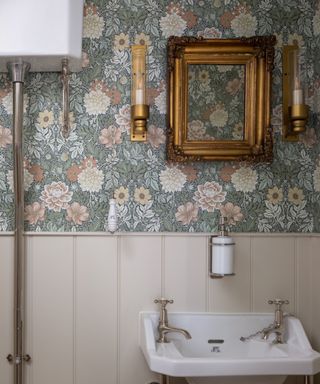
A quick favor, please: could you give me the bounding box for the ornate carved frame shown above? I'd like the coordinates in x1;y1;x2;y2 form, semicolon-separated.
167;36;276;162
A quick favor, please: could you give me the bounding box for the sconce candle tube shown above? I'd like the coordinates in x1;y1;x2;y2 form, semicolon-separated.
131;45;149;141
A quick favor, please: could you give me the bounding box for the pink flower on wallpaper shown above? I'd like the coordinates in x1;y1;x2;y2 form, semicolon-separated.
226;78;242;95
147;125;166;148
66;202;89;225
115;104;131;133
175;202;199;225
99;125;122;147
197;27;222;38
194;181;226;212
24;202;45;225
0;126;12;148
40;182;73;212
220;202;244;226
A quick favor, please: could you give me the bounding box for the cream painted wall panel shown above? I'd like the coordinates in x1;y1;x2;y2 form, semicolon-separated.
164;236;207;311
119;236;162;384
26;236;74;384
75;237;118;384
251;237;295;313
209;236;251;312
0;236;14;383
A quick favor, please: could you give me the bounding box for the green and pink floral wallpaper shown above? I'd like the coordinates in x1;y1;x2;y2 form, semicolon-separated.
0;0;320;233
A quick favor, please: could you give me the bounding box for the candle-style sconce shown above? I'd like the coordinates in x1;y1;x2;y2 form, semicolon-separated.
131;45;149;141
282;42;309;141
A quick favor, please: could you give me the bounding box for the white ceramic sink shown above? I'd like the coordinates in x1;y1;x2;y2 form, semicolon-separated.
139;312;320;384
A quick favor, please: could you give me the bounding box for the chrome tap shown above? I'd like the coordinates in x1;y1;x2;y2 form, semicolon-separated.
154;298;192;343
261;299;289;344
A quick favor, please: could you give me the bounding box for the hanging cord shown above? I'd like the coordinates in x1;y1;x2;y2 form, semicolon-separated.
61;58;70;138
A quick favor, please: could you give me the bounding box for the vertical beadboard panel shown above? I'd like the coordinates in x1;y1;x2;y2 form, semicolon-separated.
119;235;161;384
296;237;313;339
251;237;295;313
209;236;251;312
27;236;74;384
0;235;14;383
75;236;118;384
164;236;207;311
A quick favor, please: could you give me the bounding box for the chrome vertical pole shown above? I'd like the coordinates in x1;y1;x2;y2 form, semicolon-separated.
7;61;31;384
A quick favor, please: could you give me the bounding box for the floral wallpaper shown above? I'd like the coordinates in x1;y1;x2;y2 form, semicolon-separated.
188;64;245;140
0;0;320;233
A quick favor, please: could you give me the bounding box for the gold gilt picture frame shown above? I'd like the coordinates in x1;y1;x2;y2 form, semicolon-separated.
167;36;276;162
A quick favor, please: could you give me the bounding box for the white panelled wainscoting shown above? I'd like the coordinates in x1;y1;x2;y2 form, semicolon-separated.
1;233;320;384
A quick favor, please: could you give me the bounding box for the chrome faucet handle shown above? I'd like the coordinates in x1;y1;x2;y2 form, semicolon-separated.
268;299;289;310
154;298;174;308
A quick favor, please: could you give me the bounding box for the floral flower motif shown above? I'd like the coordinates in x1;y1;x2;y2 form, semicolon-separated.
160;166;186;193
99;126;122;147
78;166;104;193
160;12;187;38
232;122;243;140
114;186;129;205
114;33;129;51
313;165;320;192
187;120;206;140
84;85;111;116
154;91;166;114
231;12;257;37
194;181;226;212
267;187;284;205
313;9;320;36
115;104;131;132
37;110;54;128
83;6;104;39
24;202;45;225
220;202;244;225
182;10;197;28
66;202;89;225
7;169;34;192
175;202;199;225
67;164;82;182
198;69;210;84
219;165;237;182
27;164;44;182
147;125;165;148
288;187;305;205
231;166;257;192
209;106;228;127
0;126;12;148
40;181;73;212
181;166;198;182
1;92;28;114
226;78;242;95
300;128;317;148
134;33;151;46
197;27;222;38
134;187;151;205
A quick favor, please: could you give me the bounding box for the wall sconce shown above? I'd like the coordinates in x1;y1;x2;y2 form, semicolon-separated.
131;45;149;141
282;42;309;141
209;216;235;278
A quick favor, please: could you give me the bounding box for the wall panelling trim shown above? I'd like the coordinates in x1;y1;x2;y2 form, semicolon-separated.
0;233;319;384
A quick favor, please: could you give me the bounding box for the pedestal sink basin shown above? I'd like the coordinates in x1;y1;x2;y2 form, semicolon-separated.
139;312;320;384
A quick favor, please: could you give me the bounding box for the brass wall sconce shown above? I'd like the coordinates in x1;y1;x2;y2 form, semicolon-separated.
131;45;149;141
282;43;309;141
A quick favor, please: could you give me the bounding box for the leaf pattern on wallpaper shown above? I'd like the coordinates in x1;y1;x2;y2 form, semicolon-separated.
0;0;320;232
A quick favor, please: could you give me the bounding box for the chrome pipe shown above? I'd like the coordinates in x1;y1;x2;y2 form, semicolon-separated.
7;61;30;384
